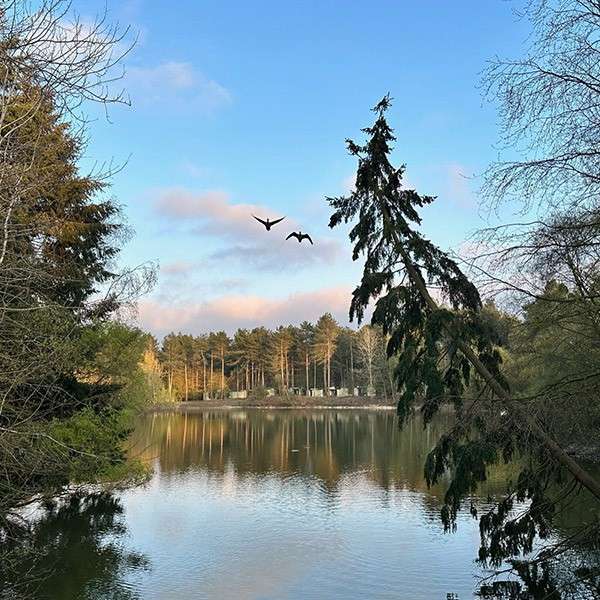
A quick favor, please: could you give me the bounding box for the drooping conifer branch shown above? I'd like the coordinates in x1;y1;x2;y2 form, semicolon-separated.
328;95;600;510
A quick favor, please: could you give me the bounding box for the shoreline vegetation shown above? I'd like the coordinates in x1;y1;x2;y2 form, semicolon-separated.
148;396;396;411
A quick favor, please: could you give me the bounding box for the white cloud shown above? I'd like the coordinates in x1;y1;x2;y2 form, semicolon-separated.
126;61;231;111
179;160;209;178
137;286;355;337
161;260;198;276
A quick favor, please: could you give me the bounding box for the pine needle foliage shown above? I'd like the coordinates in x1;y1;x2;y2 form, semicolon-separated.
328;95;505;425
326;97;572;573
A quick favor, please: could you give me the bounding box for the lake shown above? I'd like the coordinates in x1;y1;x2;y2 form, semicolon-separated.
17;409;528;599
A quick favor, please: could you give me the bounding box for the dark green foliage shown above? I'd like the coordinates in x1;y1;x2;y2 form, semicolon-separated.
328;96;505;429
2;90;122;316
327;97;508;515
327;96;594;590
0;85;152;553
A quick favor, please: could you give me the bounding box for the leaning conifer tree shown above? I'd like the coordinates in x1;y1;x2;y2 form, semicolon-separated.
328;96;600;578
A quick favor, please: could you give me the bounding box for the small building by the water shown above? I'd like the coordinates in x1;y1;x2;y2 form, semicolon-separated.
336;387;349;397
229;390;248;399
310;388;324;397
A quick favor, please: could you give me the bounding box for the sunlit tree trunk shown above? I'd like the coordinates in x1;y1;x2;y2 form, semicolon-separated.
210;351;214;399
184;362;189;402
280;345;285;393
220;347;225;399
305;353;309;394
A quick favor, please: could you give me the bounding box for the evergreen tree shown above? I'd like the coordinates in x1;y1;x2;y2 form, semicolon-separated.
327;95;600;567
296;321;315;393
211;331;230;399
313;313;340;394
3;89;121;315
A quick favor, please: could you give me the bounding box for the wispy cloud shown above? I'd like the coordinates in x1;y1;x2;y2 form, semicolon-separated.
126;61;231;112
445;163;475;208
153;188;341;270
160;260;200;276
179;160;209;178
209;240;340;271
137;286;354;337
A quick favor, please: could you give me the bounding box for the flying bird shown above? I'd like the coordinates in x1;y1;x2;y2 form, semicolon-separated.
252;215;285;231
286;231;313;245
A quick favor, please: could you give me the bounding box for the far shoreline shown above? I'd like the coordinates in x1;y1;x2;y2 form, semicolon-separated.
147;396;397;412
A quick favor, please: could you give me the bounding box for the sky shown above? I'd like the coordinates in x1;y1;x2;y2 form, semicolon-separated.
75;0;531;338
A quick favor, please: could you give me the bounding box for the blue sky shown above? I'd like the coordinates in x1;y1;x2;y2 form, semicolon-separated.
77;0;530;337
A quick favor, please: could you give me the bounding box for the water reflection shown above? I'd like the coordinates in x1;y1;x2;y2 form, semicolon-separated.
131;409;509;500
13;410;593;599
117;410;506;599
1;493;149;600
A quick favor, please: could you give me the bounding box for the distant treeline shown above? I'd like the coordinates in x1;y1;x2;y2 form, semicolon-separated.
144;314;396;401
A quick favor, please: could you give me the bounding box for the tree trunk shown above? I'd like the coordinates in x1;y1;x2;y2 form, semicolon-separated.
221;347;225;399
210;352;214;399
350;338;355;392
184;362;188;402
305;353;309;395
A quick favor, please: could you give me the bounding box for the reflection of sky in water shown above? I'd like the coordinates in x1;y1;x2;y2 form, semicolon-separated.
119;410;489;599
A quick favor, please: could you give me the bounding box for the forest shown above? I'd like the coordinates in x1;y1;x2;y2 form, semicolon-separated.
150;317;394;401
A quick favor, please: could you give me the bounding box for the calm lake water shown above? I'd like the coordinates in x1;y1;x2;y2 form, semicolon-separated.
16;409;537;599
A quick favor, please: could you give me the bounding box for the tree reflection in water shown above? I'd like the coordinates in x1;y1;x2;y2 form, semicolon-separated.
129;409;598;600
130;410;516;514
4;411;594;599
1;493;149;600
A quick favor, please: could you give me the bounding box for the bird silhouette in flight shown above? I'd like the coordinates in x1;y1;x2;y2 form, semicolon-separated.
252;215;285;231
286;231;313;245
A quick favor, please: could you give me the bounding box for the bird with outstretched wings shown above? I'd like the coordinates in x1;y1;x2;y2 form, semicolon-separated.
286;231;313;245
252;215;285;231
